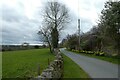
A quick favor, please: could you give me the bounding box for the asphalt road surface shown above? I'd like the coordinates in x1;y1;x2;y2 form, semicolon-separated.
60;48;119;78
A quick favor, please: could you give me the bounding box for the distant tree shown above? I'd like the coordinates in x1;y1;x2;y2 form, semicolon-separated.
34;45;39;49
60;39;67;47
79;26;103;51
65;34;79;50
42;44;46;48
38;1;69;53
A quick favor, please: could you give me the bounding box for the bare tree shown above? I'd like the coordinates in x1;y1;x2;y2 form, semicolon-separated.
39;1;69;53
38;25;52;53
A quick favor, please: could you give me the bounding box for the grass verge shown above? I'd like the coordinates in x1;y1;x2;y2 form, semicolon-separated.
67;50;120;64
2;49;55;78
62;54;90;78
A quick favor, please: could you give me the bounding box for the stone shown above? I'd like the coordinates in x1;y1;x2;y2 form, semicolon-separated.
36;49;63;80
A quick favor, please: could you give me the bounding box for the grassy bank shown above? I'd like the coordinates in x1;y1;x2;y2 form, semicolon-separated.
67;49;119;64
2;49;55;78
63;54;90;78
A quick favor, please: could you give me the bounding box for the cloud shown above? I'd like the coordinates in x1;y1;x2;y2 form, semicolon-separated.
2;7;20;22
1;4;41;45
58;0;108;40
1;0;109;44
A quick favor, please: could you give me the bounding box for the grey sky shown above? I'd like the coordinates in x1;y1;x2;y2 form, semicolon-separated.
1;0;109;45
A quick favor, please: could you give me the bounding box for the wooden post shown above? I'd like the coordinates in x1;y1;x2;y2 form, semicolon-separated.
38;65;40;76
48;58;50;65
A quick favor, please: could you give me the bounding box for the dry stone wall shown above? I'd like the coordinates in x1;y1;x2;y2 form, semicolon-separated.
36;49;63;80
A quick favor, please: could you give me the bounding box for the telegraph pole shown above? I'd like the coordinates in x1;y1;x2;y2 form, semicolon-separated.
78;19;80;52
78;0;80;52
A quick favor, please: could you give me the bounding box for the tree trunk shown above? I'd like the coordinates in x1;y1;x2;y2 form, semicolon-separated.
47;41;52;53
51;26;59;49
45;35;53;53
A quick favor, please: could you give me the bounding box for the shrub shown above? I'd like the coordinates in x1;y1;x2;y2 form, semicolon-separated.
87;51;94;54
75;50;79;53
72;49;74;52
94;52;99;56
99;52;105;56
94;51;105;56
34;45;39;49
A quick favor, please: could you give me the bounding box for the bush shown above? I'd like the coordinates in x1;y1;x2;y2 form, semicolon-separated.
99;52;105;56
72;49;74;52
80;50;85;53
94;52;99;56
94;51;105;56
80;50;94;54
87;51;94;54
34;45;39;49
69;49;105;57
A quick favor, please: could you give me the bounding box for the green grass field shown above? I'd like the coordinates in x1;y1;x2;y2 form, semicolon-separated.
2;48;90;78
63;54;90;78
2;49;55;78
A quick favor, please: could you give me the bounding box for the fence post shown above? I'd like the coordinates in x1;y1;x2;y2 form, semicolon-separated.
38;65;40;76
48;58;50;65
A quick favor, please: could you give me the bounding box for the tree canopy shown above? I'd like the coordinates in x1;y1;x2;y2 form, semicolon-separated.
39;1;69;53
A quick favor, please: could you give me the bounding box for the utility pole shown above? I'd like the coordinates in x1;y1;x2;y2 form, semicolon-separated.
78;19;80;52
78;0;80;52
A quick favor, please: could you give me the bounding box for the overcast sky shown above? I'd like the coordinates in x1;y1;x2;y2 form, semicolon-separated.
1;0;110;45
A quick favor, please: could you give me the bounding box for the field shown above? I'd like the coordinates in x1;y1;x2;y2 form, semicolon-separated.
2;49;55;78
2;48;89;78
